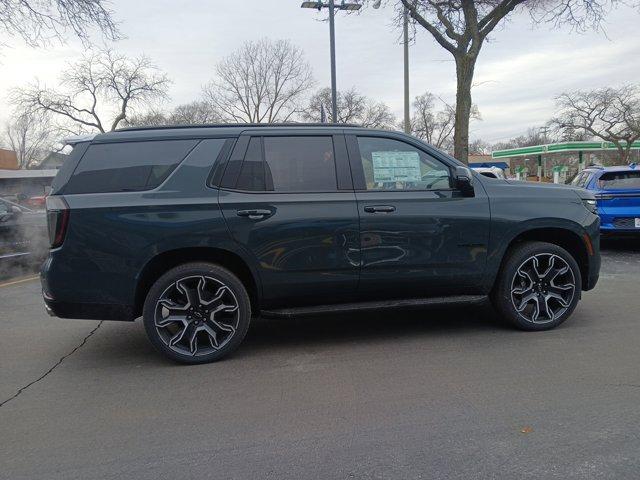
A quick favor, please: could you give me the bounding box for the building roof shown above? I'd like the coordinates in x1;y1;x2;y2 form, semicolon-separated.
0;169;59;179
469;161;509;170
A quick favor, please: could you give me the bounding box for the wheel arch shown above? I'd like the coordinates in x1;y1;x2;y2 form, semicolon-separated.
493;226;591;291
134;247;261;317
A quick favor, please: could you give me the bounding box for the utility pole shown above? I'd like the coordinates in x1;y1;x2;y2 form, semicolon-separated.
373;1;410;133
328;0;338;123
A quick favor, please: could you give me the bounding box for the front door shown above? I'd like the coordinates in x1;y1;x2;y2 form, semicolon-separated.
219;132;360;308
346;134;491;299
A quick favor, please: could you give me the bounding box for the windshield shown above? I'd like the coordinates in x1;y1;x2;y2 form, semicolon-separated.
571;171;592;188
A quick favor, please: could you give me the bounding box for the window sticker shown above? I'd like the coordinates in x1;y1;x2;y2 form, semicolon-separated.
372;151;421;183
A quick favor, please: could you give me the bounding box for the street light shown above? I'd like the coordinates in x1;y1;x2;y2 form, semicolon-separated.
301;0;362;124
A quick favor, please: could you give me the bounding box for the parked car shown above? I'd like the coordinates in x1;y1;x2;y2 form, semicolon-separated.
41;124;601;364
24;195;47;210
570;164;640;234
0;197;48;263
472;166;506;179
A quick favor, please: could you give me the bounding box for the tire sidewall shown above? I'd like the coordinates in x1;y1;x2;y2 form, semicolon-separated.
143;263;251;364
492;242;582;331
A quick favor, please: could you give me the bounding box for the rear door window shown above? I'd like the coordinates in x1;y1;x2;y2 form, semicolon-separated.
64;140;198;194
236;137;265;191
598;171;640;189
263;136;337;192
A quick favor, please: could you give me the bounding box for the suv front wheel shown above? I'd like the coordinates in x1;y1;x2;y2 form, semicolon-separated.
143;263;251;364
492;241;582;331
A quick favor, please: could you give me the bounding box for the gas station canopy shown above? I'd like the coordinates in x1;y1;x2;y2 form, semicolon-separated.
492;141;640;159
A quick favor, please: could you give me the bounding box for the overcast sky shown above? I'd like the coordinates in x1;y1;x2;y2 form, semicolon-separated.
0;1;639;143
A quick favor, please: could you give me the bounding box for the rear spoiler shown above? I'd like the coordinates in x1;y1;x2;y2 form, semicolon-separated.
62;134;96;146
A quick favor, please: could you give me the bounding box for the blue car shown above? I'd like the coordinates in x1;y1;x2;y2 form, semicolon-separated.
571;164;640;234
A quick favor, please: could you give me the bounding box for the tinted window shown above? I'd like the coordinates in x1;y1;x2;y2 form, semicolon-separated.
236;137;265;191
598;171;640;189
263;137;337;192
64;140;197;194
0;200;8;214
357;137;450;191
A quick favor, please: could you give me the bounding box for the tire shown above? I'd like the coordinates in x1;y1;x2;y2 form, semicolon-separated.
143;262;251;364
491;241;582;331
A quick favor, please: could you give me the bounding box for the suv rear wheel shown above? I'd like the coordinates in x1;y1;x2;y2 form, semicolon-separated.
491;241;582;331
143;263;251;364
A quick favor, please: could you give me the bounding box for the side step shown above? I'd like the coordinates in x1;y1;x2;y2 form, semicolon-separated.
261;295;488;318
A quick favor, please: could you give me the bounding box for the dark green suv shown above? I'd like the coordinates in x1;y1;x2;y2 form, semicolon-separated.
41;124;600;364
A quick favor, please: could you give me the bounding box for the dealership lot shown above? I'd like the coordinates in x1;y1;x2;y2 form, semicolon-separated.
1;239;639;480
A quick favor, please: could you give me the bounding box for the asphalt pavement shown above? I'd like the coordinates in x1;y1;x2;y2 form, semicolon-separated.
0;238;639;480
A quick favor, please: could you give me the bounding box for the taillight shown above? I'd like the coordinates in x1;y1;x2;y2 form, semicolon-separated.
46;196;70;248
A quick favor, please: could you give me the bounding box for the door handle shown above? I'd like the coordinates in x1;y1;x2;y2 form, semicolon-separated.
364;205;396;213
236;209;272;219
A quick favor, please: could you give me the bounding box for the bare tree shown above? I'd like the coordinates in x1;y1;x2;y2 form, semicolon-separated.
366;1;617;163
170;101;222;125
12;49;170;133
0;0;119;47
303;87;396;128
3;111;55;168
551;85;640;164
204;39;314;123
469;138;492;155
407;92;480;152
127;101;223;127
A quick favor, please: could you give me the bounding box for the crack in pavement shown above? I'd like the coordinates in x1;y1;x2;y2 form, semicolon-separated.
0;321;103;409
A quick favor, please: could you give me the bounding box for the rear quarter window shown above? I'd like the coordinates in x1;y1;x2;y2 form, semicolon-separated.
598;171;640;189
63;140;198;194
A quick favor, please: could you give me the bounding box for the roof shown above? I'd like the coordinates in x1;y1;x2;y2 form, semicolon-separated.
91;123;374;143
0;169;59;179
492;141;640;159
584;164;639;174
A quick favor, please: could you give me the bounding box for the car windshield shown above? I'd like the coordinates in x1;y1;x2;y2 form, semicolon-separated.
570;171;592;188
597;170;640;189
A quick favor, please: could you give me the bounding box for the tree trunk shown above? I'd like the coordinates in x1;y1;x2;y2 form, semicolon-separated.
453;55;477;164
617;145;630;165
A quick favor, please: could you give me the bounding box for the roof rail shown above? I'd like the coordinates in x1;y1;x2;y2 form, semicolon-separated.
62;134;97;145
116;122;363;132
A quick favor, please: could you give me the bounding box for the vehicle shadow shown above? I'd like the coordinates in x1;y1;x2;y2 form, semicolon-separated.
236;303;509;359
600;236;640;253
88;303;510;366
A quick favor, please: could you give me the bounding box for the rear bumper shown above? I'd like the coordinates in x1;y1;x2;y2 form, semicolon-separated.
41;255;136;321
42;296;135;321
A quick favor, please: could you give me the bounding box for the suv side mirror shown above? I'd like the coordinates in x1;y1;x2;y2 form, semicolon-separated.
10;205;22;215
454;166;475;197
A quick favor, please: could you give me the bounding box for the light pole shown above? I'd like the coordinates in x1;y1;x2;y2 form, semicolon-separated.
301;1;362;124
402;8;410;134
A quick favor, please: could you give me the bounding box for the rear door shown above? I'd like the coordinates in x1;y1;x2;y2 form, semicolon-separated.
218;131;360;307
346;133;491;299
